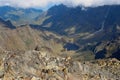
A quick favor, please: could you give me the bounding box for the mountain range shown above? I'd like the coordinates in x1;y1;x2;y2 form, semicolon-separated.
0;6;43;26
33;4;120;60
0;4;120;80
0;4;120;60
0;5;120;59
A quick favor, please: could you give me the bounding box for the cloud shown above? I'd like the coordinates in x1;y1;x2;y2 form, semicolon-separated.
0;0;120;8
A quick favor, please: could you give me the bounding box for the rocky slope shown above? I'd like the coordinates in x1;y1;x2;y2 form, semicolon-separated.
0;18;68;56
0;49;120;80
0;18;80;62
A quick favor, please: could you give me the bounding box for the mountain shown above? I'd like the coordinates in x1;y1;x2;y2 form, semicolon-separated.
0;18;64;53
0;5;119;60
0;5;120;80
0;18;15;29
35;5;120;35
0;6;43;26
31;4;120;60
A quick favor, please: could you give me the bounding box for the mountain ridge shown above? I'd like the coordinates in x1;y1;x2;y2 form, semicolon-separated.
32;4;120;60
0;6;43;26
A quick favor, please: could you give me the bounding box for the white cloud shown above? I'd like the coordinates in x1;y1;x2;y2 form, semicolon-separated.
0;0;120;8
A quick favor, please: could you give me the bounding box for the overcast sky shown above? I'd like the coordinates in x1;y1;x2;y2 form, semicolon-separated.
0;0;120;9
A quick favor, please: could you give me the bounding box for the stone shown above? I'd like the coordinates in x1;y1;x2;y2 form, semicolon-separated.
31;76;39;80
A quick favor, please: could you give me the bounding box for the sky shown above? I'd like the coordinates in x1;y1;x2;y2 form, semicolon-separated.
0;0;120;9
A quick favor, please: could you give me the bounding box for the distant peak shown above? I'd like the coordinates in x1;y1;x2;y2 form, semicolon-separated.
49;4;67;10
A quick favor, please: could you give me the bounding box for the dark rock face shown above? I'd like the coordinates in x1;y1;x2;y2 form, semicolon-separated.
94;37;120;60
111;49;120;60
0;18;16;29
95;48;107;59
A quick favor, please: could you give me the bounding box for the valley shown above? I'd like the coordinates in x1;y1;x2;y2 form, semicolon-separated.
0;4;120;80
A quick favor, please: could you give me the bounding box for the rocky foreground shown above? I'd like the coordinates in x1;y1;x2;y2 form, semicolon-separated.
0;48;120;80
